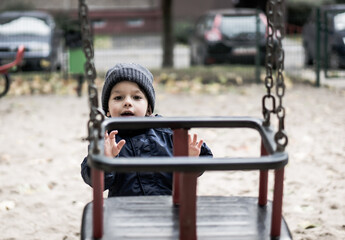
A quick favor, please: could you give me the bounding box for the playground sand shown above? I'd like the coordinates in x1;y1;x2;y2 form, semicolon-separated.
0;83;344;240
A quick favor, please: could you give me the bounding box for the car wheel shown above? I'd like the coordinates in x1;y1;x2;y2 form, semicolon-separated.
329;51;340;69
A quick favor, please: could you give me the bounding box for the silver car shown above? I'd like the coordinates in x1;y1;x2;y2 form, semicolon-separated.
0;10;63;71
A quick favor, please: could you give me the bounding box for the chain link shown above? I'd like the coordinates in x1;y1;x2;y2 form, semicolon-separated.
79;0;104;155
274;0;288;151
263;0;276;126
263;0;288;151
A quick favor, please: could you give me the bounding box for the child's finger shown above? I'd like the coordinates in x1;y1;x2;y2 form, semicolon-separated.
108;130;119;139
197;139;203;148
193;134;197;144
117;139;126;150
188;134;192;144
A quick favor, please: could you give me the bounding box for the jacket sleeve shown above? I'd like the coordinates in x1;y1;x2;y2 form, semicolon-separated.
81;155;116;190
199;142;213;157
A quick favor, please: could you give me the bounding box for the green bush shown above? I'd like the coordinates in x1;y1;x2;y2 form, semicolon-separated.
174;21;194;44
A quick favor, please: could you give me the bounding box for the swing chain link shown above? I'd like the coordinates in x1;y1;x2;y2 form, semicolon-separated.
274;0;288;151
79;0;104;154
263;0;288;152
262;0;276;127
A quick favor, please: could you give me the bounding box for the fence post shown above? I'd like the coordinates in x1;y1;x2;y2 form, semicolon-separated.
323;10;329;78
315;7;321;87
255;8;261;84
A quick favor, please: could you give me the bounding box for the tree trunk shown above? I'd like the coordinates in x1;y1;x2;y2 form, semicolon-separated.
162;0;174;68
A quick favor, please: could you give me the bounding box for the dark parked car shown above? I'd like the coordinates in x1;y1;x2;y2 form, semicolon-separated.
0;11;64;71
189;8;269;66
302;4;345;69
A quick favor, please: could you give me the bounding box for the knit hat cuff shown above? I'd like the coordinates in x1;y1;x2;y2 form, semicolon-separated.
101;63;155;115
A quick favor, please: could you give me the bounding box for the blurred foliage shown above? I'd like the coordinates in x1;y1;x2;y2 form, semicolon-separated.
151;66;258;85
174;21;194;44
2;65;295;97
94;35;112;49
3;72;91;96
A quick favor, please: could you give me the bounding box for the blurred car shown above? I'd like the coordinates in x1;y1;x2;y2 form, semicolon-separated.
0;11;64;71
302;4;345;69
189;8;270;66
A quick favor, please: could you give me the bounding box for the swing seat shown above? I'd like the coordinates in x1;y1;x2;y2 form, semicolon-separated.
81;117;291;240
81;196;291;240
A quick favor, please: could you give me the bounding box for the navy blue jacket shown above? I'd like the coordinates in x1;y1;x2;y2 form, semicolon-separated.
81;127;213;197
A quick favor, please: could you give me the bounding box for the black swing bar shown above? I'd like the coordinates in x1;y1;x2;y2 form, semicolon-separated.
89;116;287;172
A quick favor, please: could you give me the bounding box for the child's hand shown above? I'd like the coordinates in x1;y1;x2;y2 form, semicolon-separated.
188;133;203;157
104;130;126;158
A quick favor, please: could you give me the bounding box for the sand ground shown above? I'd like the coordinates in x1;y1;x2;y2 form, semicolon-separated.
0;82;344;240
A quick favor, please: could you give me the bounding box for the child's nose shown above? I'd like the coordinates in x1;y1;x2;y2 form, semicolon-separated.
123;96;132;106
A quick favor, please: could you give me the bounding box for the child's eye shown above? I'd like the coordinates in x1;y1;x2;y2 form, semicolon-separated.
113;96;122;100
133;95;142;100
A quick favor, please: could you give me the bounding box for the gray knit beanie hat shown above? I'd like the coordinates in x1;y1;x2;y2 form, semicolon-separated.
101;63;155;115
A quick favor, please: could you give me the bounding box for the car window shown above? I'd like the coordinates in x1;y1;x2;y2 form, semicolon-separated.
220;15;266;38
334;12;345;31
0;16;51;36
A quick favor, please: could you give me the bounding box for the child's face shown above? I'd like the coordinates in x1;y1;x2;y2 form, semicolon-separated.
107;81;149;117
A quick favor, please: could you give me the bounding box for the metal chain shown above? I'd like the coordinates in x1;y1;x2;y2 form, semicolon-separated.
262;0;276;127
274;0;288;151
263;0;288;151
79;0;104;154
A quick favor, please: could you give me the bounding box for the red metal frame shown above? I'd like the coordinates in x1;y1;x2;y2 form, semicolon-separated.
92;168;104;239
172;129;187;205
173;129;198;240
271;167;285;237
259;142;268;206
179;172;198;240
259;141;285;237
173;172;180;205
0;45;25;74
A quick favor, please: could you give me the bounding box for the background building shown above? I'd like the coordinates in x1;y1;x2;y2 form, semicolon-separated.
0;0;234;36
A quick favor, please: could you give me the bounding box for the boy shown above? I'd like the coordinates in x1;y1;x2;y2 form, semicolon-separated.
81;63;213;197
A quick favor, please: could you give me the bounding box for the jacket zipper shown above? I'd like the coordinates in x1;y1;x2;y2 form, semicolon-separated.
128;138;146;195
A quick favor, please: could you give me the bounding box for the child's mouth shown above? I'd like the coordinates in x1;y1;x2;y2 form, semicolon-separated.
121;111;134;117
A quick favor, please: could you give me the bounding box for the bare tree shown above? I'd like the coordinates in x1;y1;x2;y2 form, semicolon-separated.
162;0;174;68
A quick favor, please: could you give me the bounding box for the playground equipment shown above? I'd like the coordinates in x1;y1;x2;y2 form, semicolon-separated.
0;45;24;98
79;0;291;239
